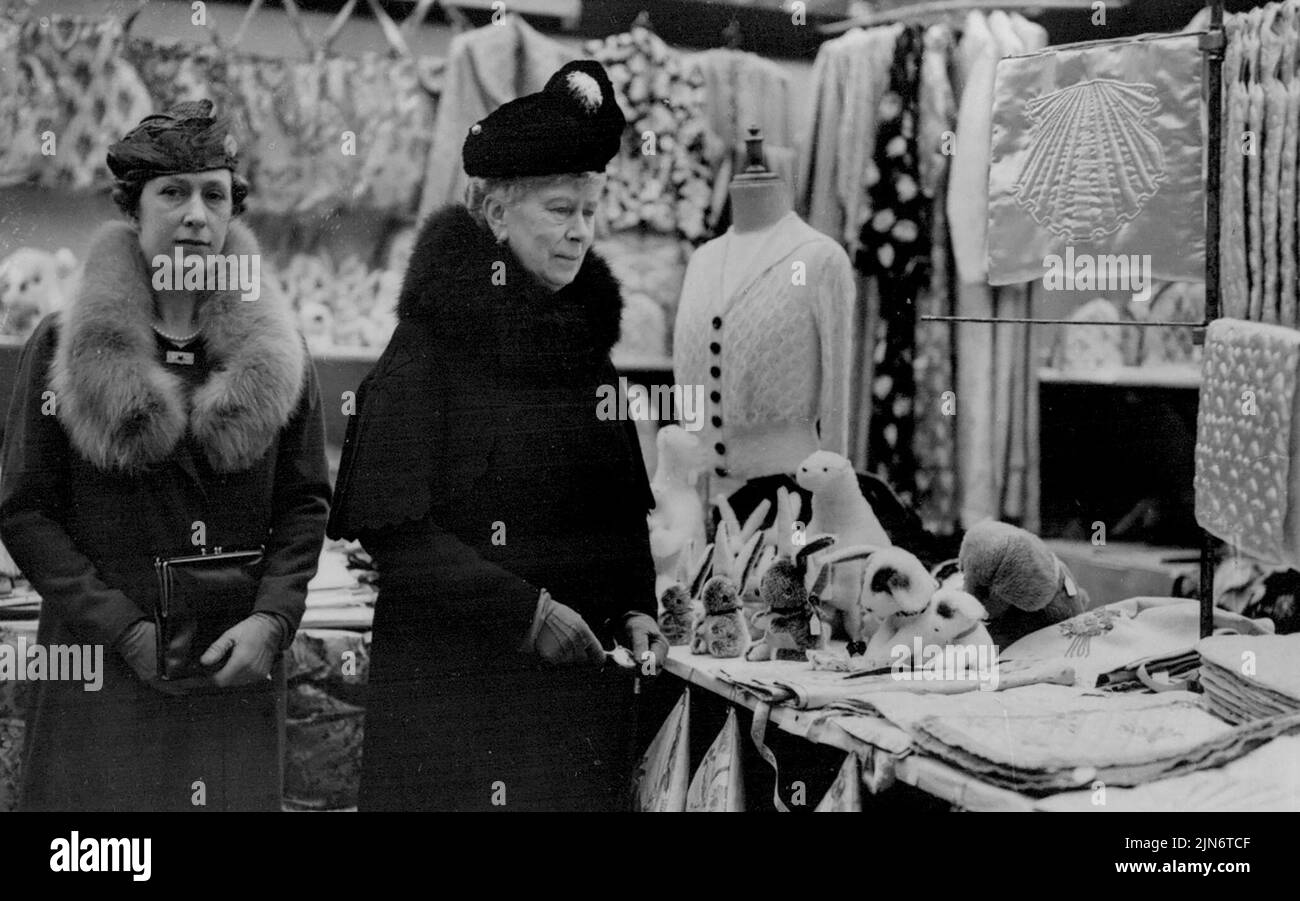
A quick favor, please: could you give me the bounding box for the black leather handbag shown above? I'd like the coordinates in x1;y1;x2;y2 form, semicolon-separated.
153;547;266;680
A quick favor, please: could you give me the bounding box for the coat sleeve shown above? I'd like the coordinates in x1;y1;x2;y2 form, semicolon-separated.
0;316;150;647
254;353;331;648
328;326;543;659
599;414;658;632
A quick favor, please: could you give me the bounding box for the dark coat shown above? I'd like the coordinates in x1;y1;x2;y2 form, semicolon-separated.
328;204;657;811
0;220;330;811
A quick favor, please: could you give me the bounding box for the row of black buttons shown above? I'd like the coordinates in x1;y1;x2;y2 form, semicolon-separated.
711;315;727;477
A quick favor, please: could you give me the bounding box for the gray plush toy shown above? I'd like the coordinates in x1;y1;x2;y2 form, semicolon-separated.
958;521;1089;648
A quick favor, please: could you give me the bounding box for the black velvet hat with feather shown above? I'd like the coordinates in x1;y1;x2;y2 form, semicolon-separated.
462;60;627;177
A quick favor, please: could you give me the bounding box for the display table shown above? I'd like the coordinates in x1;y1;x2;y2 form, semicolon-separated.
664;647;1039;811
661;645;1300;812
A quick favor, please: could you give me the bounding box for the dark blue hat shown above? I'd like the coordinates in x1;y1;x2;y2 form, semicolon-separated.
462;60;626;178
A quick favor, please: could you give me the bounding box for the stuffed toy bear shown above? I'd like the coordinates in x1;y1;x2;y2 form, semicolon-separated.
0;247;78;338
958;520;1089;649
658;539;710;647
795;451;891;643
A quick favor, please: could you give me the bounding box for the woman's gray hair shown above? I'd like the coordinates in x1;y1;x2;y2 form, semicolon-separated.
464;172;607;229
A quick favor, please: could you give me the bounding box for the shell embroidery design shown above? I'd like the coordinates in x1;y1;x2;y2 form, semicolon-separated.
1059;606;1123;658
1012;79;1167;242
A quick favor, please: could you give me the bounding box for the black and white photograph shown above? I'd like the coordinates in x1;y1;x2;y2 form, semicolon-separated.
0;0;1293;874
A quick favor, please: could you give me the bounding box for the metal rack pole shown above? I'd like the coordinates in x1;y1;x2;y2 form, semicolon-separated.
1199;0;1225;640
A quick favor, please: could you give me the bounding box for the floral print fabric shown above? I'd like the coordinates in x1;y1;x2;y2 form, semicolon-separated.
856;26;928;507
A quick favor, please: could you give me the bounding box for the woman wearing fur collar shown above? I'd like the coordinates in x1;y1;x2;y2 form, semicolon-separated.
328;61;669;811
0;101;330;811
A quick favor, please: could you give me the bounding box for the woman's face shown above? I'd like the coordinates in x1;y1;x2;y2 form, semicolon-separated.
493;177;602;292
135;169;234;266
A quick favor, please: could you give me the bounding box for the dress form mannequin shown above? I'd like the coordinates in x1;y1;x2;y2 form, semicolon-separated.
722;130;791;301
673;128;858;530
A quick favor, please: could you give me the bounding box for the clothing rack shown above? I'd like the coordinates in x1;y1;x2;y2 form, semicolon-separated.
821;0;1122;35
829;0;1224;637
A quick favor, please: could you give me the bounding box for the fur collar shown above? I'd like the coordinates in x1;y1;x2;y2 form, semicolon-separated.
397;204;624;358
52;219;305;474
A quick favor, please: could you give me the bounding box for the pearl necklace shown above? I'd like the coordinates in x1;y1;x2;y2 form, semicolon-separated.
152;323;202;345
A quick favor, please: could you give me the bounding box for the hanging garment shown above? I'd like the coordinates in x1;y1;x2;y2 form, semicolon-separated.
945;12;1004;284
586;25;724;241
917;24;956;201
225;54;319;215
0;16;54;187
121;34;251;147
982;15;1037;526
7;15;153;190
840;26;908;253
227;49;438;218
855;25;928;506
1261;5;1287;324
1222;15;1251;321
912;24;960;535
1195;318;1300;569
346;52;438;215
1246;19;1268;322
797;25;901;248
986;32;1206;287
1279;5;1300;328
418;14;576;219
690;47;795;152
690;47;798;233
673;210;856;500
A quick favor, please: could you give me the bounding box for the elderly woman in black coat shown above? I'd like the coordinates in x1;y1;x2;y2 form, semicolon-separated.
0;101;330;811
329;61;669;811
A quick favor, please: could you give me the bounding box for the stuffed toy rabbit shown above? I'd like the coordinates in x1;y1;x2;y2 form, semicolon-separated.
715;495;772;640
746;488;837;661
692;521;762;658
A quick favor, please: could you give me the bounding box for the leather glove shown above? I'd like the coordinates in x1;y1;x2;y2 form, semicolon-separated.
526;590;606;667
200;612;284;688
622;613;669;677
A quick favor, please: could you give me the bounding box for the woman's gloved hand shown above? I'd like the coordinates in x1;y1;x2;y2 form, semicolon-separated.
622;613;669;676
201;612;285;687
526;590;606;667
115;619;186;696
